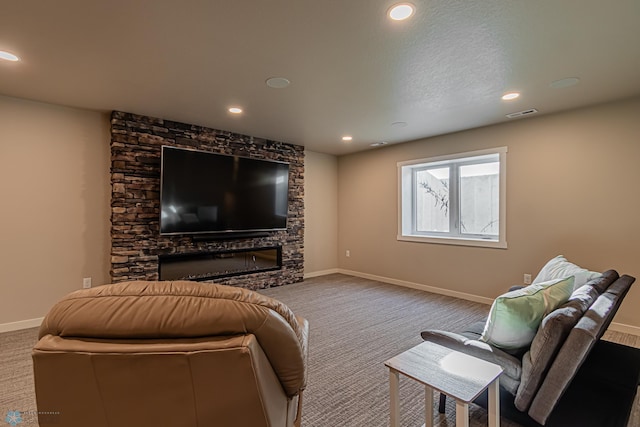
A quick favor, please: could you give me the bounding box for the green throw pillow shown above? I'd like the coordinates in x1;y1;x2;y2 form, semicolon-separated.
479;276;575;351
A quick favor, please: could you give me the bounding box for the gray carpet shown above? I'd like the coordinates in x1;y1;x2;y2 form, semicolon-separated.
0;327;39;424
261;274;513;427
1;273;638;426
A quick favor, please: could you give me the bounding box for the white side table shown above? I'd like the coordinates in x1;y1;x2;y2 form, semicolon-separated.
384;341;503;427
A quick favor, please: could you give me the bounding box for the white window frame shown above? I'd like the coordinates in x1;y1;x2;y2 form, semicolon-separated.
398;147;507;249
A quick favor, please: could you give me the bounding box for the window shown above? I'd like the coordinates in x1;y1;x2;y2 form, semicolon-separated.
398;147;507;248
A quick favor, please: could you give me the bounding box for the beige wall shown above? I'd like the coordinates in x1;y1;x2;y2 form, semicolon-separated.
2;94;637;329
338;96;640;328
304;150;339;274
0;97;340;327
0;95;111;327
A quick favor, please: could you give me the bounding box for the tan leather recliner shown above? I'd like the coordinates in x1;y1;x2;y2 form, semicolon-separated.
32;280;309;427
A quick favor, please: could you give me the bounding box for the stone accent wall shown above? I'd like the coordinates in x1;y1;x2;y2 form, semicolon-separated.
110;111;304;290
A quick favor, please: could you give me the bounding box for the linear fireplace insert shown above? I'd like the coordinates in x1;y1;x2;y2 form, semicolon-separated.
158;246;282;281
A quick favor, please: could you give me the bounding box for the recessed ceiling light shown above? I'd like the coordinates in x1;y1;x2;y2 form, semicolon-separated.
228;107;243;114
389;3;415;21
550;77;580;89
266;77;291;89
0;51;20;62
342;136;353;142
501;92;520;101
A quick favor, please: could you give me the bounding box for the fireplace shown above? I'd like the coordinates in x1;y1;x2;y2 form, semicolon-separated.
158;247;282;282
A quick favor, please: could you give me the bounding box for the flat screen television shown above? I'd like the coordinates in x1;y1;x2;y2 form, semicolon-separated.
160;146;289;235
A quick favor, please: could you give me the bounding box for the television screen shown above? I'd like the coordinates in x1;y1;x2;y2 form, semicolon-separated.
160;146;289;235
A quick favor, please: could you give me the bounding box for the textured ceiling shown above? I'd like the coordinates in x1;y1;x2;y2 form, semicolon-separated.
1;0;639;155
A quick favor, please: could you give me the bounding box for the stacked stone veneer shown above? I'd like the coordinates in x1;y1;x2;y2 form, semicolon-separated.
110;111;304;290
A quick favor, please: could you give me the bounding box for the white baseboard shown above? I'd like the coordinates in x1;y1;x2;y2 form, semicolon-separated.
0;317;43;333
304;268;341;279
337;269;495;305
337;269;640;337
608;322;640;336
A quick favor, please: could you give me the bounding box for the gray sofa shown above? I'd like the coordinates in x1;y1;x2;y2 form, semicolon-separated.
420;270;635;425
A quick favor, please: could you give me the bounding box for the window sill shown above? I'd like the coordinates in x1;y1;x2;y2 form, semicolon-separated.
397;234;507;249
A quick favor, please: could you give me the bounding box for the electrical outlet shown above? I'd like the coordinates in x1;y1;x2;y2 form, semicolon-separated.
524;274;532;285
83;277;92;289
345;250;351;258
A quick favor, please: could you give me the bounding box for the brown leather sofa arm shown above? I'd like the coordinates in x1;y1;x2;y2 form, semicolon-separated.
38;280;308;397
34;280;309;427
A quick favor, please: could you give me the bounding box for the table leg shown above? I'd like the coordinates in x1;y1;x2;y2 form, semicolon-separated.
424;385;433;427
438;393;446;414
455;400;469;427
488;378;500;427
389;369;400;427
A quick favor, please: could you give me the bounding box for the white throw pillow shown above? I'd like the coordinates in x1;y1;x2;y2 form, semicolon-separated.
532;255;602;291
